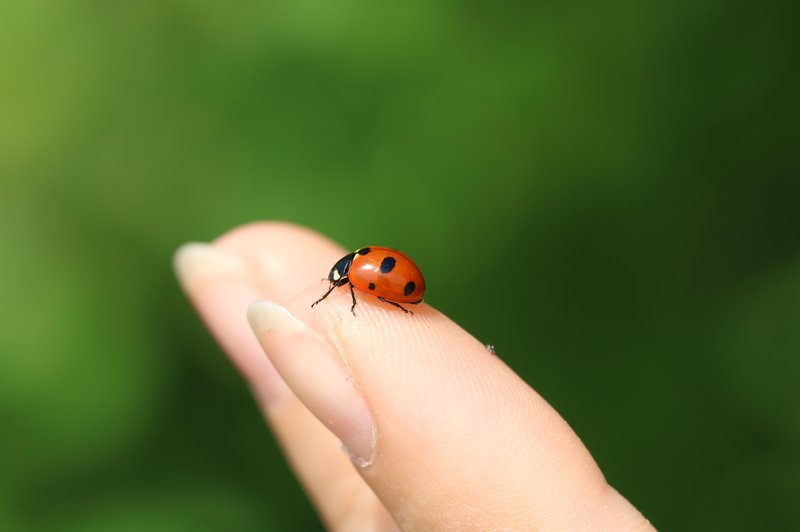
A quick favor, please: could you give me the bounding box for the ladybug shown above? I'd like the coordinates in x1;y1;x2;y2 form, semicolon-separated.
311;246;426;315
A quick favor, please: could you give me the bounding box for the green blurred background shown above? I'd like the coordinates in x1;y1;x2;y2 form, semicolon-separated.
2;0;799;530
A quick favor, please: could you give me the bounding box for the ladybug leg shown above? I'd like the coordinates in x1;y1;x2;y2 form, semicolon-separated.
349;283;357;315
378;297;413;315
311;283;337;308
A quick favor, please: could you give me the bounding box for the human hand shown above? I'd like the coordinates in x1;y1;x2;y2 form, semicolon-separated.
174;222;653;531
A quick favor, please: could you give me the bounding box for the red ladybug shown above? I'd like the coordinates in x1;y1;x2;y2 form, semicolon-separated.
312;246;426;315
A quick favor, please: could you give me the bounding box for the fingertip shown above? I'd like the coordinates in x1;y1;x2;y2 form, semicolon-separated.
207;221;346;303
173;241;248;290
213;221;345;262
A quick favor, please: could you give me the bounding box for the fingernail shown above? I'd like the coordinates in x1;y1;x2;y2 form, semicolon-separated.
247;300;376;466
173;242;249;289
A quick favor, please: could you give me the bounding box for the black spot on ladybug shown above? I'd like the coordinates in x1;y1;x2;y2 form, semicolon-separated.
368;282;376;290
357;247;371;255
403;281;416;296
380;257;396;274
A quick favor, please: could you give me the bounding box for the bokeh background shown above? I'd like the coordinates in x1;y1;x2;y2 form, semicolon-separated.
2;0;799;530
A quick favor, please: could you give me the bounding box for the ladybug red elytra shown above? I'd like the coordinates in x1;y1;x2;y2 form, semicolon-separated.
311;246;426;315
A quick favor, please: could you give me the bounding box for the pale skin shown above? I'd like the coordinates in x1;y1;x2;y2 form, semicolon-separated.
174;222;655;531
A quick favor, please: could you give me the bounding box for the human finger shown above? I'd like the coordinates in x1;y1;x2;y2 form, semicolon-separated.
174;222;395;530
248;256;654;530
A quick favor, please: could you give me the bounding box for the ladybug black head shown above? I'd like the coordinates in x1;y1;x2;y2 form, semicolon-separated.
328;252;355;286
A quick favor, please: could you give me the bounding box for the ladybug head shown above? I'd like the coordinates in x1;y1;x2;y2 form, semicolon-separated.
328;252;355;285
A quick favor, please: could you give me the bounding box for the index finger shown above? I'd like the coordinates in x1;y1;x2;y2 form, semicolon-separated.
244;225;654;530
